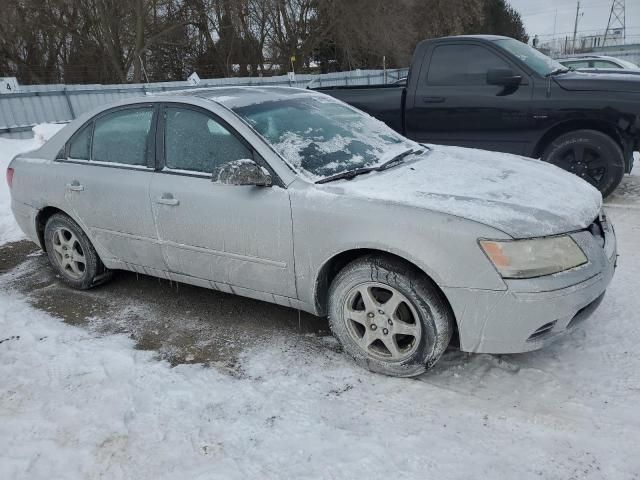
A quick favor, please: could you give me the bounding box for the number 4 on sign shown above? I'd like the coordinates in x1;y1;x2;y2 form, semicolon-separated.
0;77;19;94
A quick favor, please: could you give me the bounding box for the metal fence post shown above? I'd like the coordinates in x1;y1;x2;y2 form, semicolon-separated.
63;86;76;119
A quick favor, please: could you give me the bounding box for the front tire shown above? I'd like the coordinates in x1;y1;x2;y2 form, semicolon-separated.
44;213;112;289
328;255;453;377
541;129;624;197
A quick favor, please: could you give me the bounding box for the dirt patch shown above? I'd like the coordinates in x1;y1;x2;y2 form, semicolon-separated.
0;240;38;274
0;240;330;369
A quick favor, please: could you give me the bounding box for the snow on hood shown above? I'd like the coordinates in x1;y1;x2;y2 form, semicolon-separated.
330;145;602;238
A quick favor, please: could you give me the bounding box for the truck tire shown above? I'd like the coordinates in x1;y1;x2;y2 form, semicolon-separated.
44;213;113;290
328;255;453;377
541;129;624;198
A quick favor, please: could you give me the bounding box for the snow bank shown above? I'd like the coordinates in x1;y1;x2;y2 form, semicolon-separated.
0;124;65;245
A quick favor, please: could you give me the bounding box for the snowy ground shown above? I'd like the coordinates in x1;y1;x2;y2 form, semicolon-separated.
1;129;639;479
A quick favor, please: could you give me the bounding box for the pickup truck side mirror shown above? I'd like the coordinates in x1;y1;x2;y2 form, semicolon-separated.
486;68;523;87
214;159;273;187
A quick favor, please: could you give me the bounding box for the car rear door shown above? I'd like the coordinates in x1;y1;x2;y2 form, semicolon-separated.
56;104;166;272
405;42;534;155
149;104;297;298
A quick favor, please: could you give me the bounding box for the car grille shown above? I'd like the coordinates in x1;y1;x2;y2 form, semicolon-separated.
587;216;605;248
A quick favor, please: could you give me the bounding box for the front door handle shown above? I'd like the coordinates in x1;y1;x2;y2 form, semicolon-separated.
66;180;84;192
156;193;179;206
423;96;445;103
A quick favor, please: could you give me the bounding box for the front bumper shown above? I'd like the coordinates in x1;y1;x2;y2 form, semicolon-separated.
443;214;617;354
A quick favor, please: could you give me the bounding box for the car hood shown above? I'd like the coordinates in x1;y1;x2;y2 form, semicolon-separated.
553;71;640;92
328;145;602;238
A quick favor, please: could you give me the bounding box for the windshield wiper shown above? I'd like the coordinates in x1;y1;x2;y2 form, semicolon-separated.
315;148;423;184
378;148;423;170
315;167;376;184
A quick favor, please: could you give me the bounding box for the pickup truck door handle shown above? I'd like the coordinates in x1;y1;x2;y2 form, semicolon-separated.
66;180;84;192
156;193;179;206
423;96;445;103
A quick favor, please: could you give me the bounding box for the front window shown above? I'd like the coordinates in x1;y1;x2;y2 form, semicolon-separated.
232;95;418;181
164;107;252;176
427;45;510;85
493;38;567;76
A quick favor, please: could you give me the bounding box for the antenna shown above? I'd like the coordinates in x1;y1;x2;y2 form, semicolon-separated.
571;1;582;54
603;0;626;46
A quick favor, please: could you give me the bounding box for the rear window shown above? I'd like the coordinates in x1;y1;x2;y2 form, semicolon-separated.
92;108;153;166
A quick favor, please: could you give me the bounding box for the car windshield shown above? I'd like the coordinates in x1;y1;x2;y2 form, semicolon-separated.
232;95;418;181
493;38;567;76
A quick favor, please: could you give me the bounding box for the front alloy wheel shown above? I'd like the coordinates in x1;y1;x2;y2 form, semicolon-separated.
343;282;422;362
328;255;454;377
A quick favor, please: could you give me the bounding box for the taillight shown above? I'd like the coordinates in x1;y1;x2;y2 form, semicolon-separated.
6;167;14;189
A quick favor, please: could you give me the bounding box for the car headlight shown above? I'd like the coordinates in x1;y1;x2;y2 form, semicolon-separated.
479;236;587;279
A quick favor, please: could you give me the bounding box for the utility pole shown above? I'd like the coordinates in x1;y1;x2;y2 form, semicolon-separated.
603;0;626;47
571;1;581;54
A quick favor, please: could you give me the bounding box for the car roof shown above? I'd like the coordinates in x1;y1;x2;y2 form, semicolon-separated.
436;34;511;41
561;55;617;61
172;85;325;109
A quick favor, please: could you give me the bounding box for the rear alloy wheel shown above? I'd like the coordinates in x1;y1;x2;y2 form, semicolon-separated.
44;213;112;289
328;255;453;377
542;129;624;197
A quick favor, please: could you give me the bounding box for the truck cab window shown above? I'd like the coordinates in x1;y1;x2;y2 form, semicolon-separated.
427;45;510;86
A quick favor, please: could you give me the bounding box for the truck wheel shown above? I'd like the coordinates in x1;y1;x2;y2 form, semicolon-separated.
44;213;112;290
541;129;624;197
328;255;453;377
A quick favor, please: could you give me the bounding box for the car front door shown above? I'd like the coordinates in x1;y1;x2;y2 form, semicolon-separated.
405;43;534;155
57;104;166;272
149;104;297;298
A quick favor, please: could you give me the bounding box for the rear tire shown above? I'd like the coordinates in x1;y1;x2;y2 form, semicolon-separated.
44;213;112;290
328;255;453;377
541;129;624;198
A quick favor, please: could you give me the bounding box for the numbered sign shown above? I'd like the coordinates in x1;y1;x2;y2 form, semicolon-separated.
187;72;201;86
0;77;19;94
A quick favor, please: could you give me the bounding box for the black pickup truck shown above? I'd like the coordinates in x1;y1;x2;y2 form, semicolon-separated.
317;35;640;196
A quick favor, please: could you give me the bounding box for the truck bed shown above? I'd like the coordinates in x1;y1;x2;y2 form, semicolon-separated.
314;85;405;134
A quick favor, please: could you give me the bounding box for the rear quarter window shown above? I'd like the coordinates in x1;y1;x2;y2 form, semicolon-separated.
68;124;91;160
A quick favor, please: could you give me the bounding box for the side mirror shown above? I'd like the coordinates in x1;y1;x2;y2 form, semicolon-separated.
215;159;273;187
486;68;522;86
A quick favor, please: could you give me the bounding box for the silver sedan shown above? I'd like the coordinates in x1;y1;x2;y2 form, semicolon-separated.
8;87;616;376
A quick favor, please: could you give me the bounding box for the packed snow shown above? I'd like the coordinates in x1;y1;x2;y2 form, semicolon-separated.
1;131;639;479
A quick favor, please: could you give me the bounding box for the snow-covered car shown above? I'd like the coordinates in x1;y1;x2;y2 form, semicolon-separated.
7;87;617;376
557;55;640;75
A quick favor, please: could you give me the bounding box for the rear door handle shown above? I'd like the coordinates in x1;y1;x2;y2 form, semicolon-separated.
423;96;445;103
66;181;84;192
156;194;179;206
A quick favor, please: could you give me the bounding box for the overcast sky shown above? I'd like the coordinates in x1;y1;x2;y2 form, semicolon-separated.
508;0;640;43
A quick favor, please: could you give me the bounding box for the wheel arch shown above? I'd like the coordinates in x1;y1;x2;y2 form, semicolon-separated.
313;248;458;338
533;119;625;160
35;206;85;252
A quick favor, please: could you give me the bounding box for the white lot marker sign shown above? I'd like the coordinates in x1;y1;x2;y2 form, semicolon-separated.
0;77;19;94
